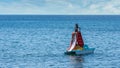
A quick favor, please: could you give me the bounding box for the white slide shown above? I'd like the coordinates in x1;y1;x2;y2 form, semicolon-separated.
68;35;76;51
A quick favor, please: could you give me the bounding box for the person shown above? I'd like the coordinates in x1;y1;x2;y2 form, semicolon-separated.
68;24;84;51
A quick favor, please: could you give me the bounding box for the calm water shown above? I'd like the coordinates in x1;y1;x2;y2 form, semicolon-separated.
0;15;120;68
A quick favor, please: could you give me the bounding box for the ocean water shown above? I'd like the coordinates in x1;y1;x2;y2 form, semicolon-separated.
0;15;120;68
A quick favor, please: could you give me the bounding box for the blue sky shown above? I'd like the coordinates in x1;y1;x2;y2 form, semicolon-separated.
0;0;120;15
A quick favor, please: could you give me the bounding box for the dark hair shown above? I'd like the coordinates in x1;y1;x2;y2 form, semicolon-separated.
75;24;79;32
75;24;79;28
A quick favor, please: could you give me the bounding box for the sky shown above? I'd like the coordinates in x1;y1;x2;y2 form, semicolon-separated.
0;0;120;15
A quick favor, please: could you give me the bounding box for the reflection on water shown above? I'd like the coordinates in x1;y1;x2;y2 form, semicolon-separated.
69;55;84;68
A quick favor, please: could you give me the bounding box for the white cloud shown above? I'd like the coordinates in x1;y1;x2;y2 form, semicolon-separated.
0;2;46;14
83;0;120;14
0;0;119;14
102;0;120;14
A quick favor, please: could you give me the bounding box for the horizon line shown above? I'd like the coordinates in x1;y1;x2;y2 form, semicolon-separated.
0;14;120;16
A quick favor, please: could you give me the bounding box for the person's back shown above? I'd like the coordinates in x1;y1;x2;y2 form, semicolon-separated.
76;31;84;47
74;24;84;47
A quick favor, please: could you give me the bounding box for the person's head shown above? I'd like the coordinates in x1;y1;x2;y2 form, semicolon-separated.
75;24;79;28
75;24;79;32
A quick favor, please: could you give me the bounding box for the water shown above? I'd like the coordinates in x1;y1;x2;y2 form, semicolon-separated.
0;15;120;68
